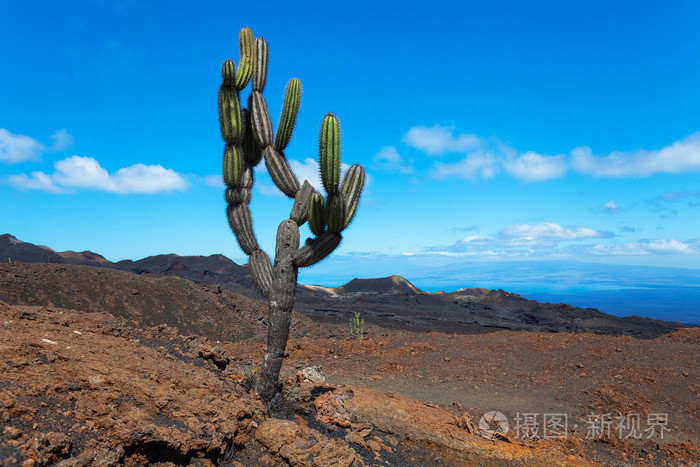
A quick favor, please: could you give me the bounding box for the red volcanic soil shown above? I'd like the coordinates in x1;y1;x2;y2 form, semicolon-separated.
0;262;698;465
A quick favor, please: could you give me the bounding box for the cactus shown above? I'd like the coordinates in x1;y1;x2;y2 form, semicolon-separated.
349;312;365;340
320;114;341;195
308;192;326;236
218;28;366;403
275;78;301;151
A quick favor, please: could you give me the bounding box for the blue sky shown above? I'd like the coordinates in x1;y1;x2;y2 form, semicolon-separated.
2;1;700;291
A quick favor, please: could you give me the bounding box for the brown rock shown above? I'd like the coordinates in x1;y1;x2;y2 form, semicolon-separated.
314;391;352;427
4;426;24;439
342;386;588;466
455;412;477;433
256;419;363;466
33;431;71;464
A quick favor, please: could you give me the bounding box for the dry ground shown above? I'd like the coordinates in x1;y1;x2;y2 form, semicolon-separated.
0;261;698;465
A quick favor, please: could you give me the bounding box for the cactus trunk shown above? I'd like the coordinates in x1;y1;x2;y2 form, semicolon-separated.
255;220;300;401
256;287;295;401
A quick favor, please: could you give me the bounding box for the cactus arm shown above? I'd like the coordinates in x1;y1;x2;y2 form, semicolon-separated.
250;79;302;198
325;194;347;233
252;37;269;93
274;78;302;151
218;85;243;145
250;88;301;198
240;161;254;189
222;59;236;87
225;187;251;205
293;232;342;268
249;249;273;299
224;158;254;204
340;164;365;229
241;109;263;166
226;203;259;255
249;92;274;148
263;147;300;198
319;113;341;195
307;191;326;236
223;145;244;187
234;28;255;90
290;181;314;226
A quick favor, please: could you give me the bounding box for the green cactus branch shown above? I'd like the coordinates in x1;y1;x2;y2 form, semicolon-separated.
275;78;301;151
320;113;341;195
218;27;366;403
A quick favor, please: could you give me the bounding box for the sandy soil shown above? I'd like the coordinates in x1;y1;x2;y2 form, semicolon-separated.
227;327;700;466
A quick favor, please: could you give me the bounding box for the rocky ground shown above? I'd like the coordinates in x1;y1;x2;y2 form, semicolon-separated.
0;261;698;465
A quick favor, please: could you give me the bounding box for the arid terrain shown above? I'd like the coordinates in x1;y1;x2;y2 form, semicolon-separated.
0;234;698;466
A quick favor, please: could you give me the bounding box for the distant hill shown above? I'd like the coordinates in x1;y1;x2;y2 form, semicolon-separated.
300;275;422;296
0;261;323;343
2;234;694;338
1;233;250;285
1;234;65;263
55;250;111;265
1;234;114;266
336;275;422;295
114;253;249;283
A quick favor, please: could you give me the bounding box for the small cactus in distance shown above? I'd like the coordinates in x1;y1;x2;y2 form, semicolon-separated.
349;312;365;340
218;27;366;403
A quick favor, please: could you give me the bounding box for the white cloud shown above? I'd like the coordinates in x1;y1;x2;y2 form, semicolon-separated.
430;151;498;180
502;151;567;182
423;220;695;261
590;239;694;256
501;222;605;246
110;163;188;194
7;155;188;194
403;125;480;156
426;222;611;256
373;146;414;173
461;235;492;244
421;217;700;264
424;250;501;257
399;125;700;182
0;128;75;164
401;125;566;182
288;158;322;191
53;156;110;189
571;132;700;177
49;129;74;152
644;239;692;254
0;129;44;163
6;172;66;193
603;200;621;213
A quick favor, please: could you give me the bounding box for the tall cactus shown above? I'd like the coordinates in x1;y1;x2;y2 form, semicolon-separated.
218;27;365;403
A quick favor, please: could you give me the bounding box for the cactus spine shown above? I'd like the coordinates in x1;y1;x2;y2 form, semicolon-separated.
218;28;365;403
